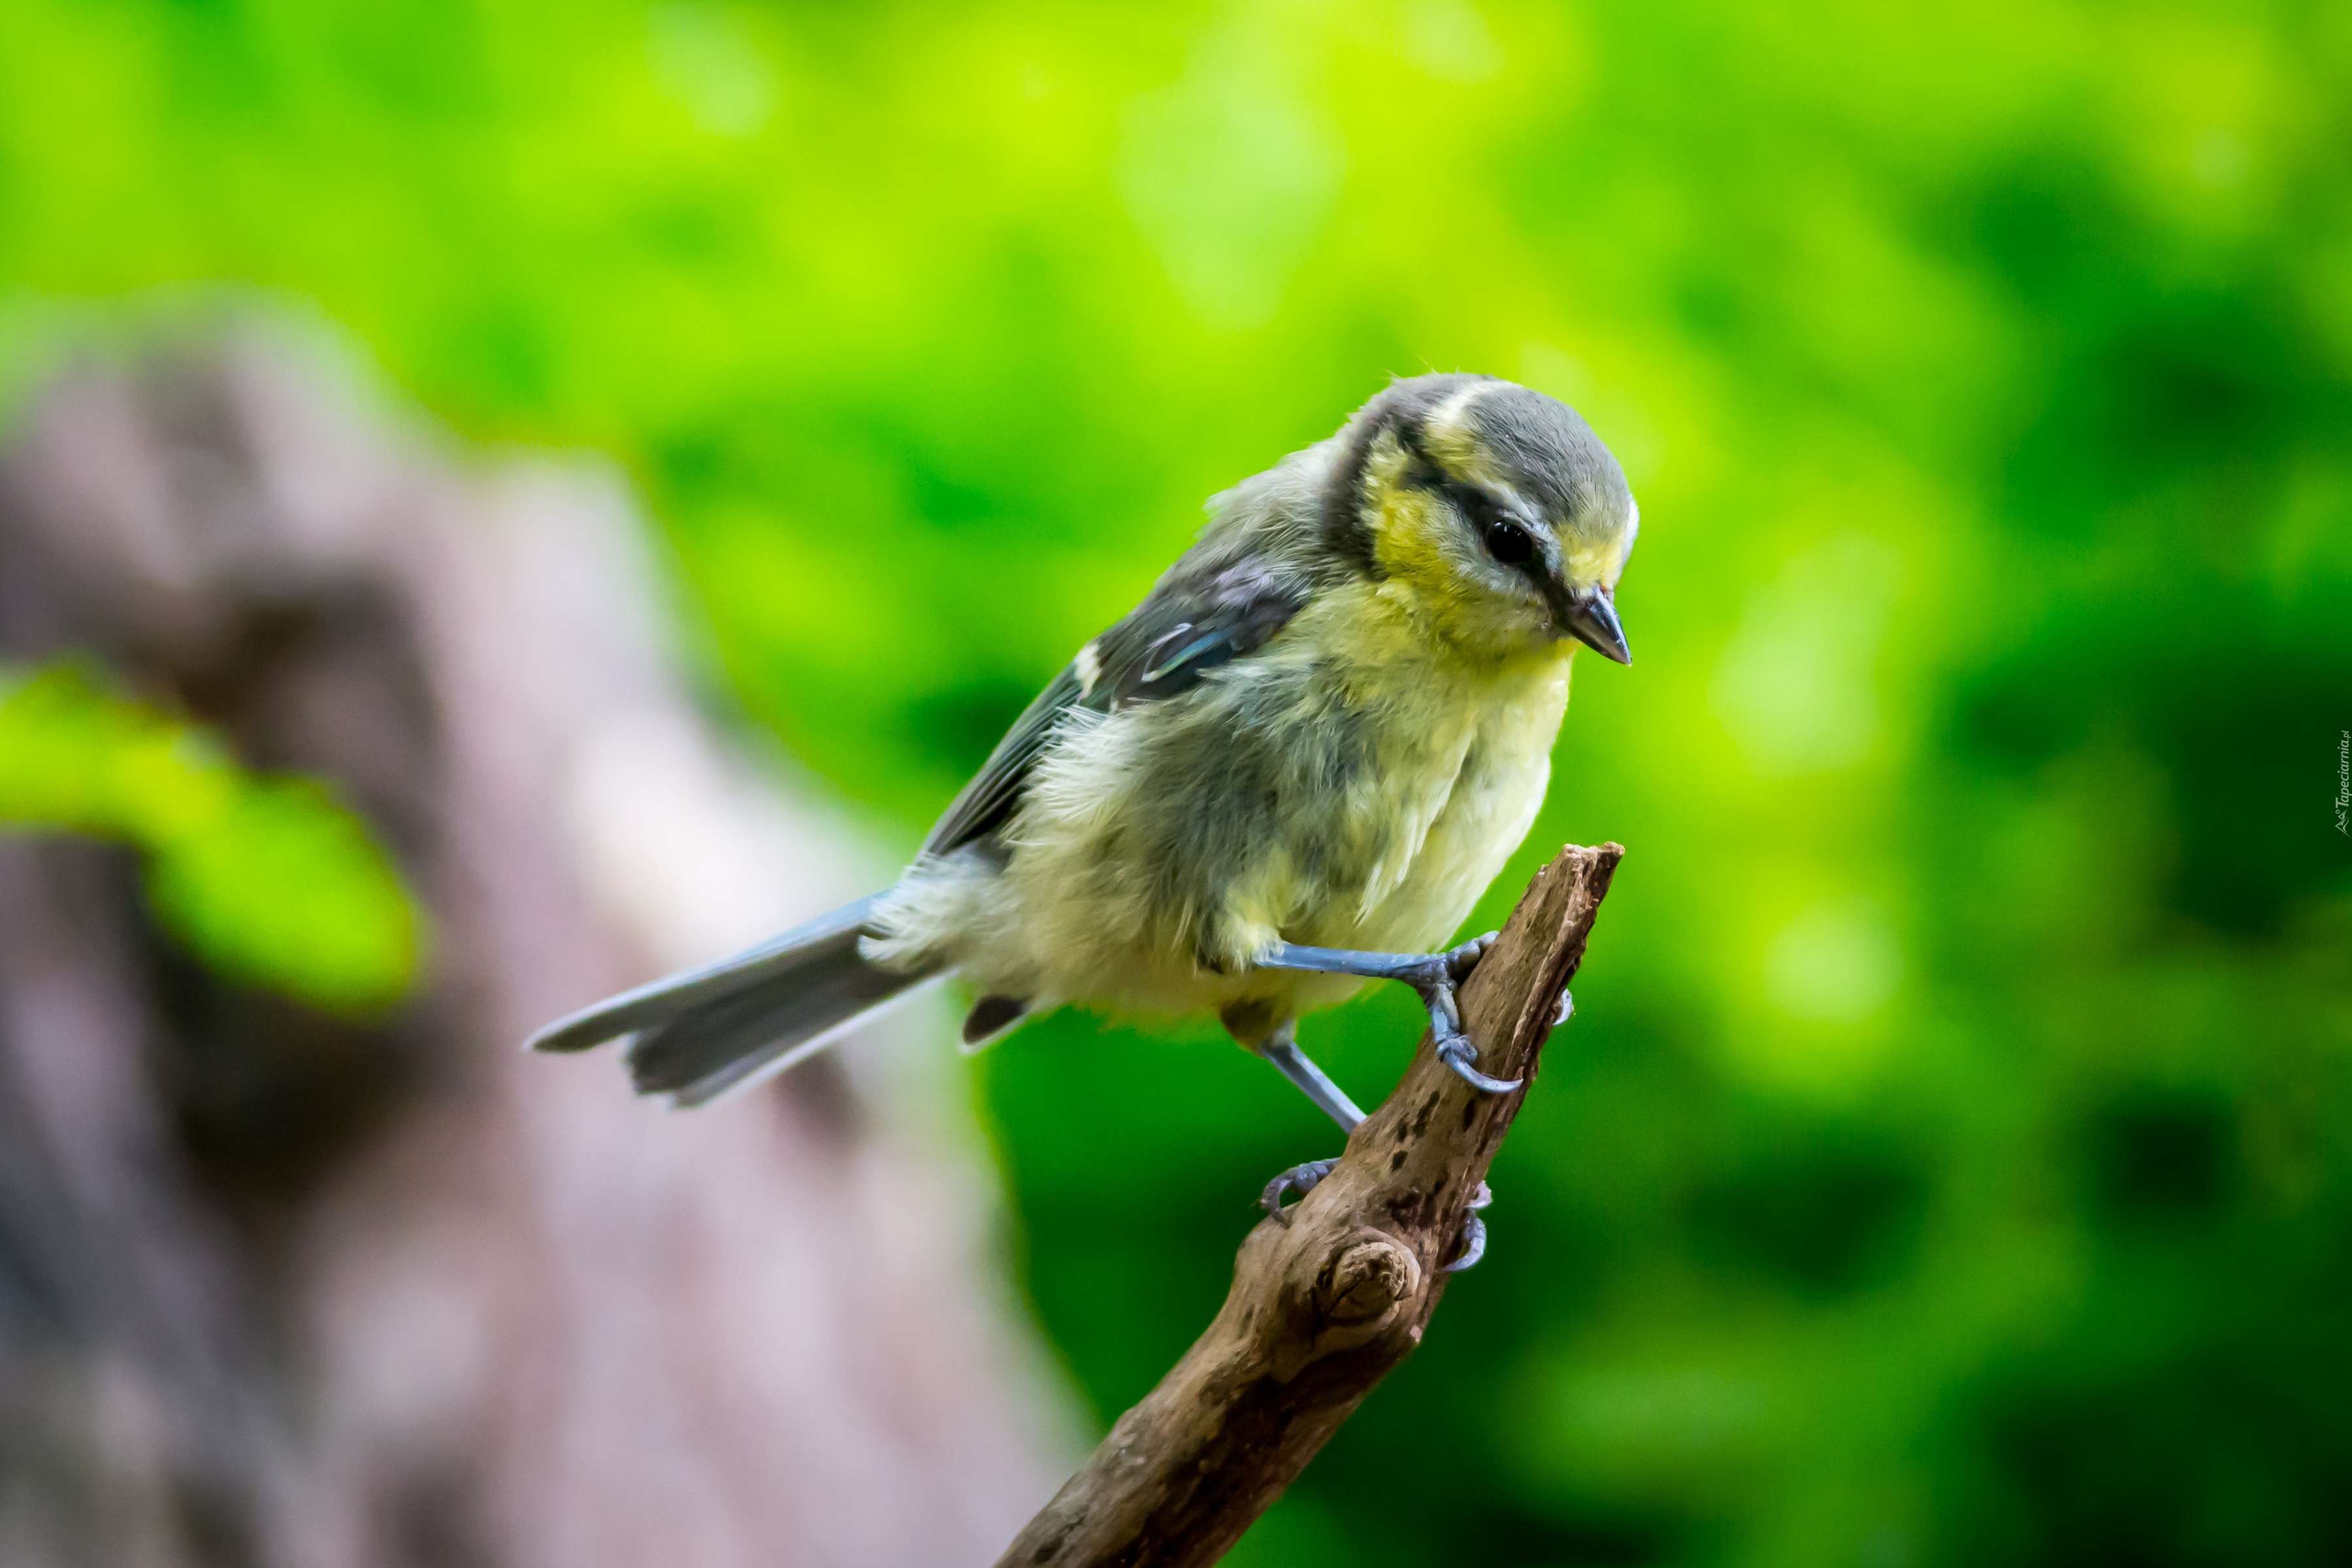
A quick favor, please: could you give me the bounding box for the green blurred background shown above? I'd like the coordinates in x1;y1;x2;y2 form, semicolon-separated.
5;1;2351;1562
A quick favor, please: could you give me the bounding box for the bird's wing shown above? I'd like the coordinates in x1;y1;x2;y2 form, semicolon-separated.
921;557;1310;857
921;664;1085;857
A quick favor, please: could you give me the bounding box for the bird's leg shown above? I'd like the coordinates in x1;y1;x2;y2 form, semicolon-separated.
1260;1030;1366;1132
1254;933;1522;1093
1250;1021;1497;1271
1254;1022;1358;1218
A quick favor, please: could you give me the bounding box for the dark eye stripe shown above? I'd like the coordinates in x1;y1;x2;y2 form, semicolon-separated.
1399;423;1539;568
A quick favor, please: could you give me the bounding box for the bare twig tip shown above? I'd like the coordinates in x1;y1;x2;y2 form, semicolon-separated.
994;843;1624;1568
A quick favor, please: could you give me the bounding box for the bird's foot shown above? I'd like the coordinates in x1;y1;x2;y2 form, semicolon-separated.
1433;1029;1520;1093
1260;1158;1338;1220
1440;930;1495;982
1262;1162;1495;1272
1252;933;1521;1094
1421;933;1522;1094
1444;1181;1495;1273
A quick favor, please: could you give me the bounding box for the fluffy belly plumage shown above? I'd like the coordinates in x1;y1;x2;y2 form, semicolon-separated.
872;634;1574;1037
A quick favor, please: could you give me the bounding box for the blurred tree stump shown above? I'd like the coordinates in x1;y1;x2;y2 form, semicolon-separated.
998;843;1623;1568
0;314;1068;1568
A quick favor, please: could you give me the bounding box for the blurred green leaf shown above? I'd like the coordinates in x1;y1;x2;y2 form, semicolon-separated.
0;663;423;1013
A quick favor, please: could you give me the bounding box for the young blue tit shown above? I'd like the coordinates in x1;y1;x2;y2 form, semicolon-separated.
531;373;1637;1260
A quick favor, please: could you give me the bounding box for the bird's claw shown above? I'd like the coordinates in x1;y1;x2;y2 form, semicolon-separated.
1261;1158;1337;1220
1444;1181;1495;1273
1443;931;1496;982
1264;1163;1495;1269
1420;932;1522;1094
1435;1030;1523;1092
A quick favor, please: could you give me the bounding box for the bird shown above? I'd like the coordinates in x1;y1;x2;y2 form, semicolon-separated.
529;372;1637;1268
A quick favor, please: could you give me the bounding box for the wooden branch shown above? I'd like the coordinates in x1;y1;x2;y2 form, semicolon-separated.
998;841;1625;1568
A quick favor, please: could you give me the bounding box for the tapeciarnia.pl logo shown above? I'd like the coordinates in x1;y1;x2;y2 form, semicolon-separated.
2338;729;2350;836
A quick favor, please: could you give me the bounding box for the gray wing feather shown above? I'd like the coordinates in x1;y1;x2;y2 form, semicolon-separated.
922;668;1085;856
922;559;1309;858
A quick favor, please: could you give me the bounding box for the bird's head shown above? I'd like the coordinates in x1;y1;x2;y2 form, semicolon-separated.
1322;374;1637;664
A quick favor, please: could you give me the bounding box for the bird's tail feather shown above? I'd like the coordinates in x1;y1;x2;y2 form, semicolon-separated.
525;894;941;1107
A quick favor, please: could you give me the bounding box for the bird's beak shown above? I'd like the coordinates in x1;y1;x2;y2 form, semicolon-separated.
1565;587;1631;664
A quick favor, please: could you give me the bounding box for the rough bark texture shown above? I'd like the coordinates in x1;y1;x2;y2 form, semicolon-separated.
0;315;1069;1568
998;841;1624;1568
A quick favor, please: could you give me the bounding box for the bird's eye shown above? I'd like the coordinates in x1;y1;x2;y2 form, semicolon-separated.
1462;492;1536;566
1482;519;1534;565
